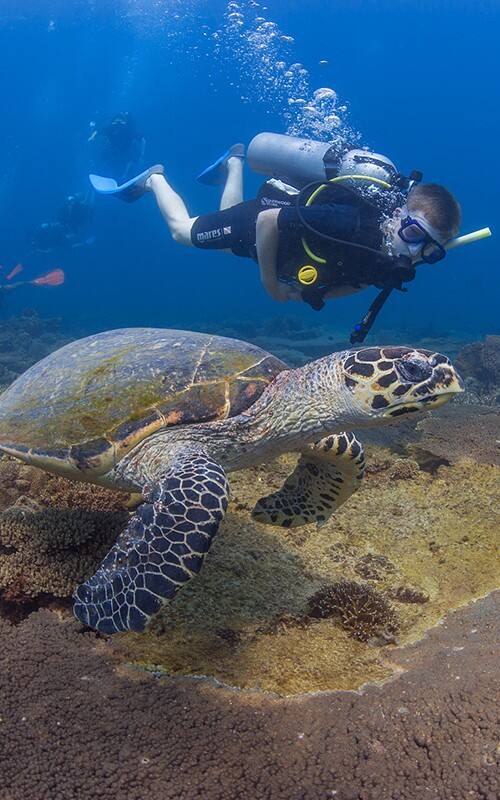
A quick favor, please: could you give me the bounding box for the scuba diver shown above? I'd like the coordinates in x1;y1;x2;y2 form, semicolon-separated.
58;191;94;233
27;221;71;254
29;192;95;254
88;132;491;342
88;112;146;183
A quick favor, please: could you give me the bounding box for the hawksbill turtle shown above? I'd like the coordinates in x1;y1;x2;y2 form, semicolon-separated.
0;328;463;634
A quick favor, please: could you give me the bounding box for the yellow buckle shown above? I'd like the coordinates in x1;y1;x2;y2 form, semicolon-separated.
298;265;318;285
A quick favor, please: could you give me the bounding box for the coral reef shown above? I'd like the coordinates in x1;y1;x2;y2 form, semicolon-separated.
0;448;497;695
0;457;129;513
306;580;398;642
0;595;498;800
0;310;72;388
0;459;128;606
456;334;500;402
411;404;500;467
201;314;473;368
111;455;499;694
0;504;127;603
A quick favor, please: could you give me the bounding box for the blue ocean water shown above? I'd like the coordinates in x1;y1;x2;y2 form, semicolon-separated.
0;0;498;342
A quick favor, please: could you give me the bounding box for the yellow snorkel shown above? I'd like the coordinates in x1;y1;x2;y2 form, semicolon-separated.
445;226;492;251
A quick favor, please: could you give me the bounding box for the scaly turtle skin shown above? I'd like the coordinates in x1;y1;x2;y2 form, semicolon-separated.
0;328;463;635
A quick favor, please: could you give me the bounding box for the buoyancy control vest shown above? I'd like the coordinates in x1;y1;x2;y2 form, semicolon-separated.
275;176;416;311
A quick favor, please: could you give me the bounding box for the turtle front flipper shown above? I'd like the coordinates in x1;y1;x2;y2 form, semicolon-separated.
252;433;365;529
73;449;229;634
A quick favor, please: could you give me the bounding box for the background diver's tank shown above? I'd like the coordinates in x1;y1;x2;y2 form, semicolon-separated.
247;132;399;188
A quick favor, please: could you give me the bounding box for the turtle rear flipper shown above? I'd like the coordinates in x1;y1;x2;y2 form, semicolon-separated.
252;433;365;529
73;448;229;634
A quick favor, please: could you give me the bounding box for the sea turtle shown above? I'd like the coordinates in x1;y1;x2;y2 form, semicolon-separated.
0;328;463;634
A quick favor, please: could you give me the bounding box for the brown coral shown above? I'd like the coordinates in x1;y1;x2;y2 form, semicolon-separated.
0;457;128;513
0;595;498;800
388;458;420;480
354;553;396;580
0;503;127;603
0;457;130;608
307;580;398;642
390;585;430;604
456;334;500;390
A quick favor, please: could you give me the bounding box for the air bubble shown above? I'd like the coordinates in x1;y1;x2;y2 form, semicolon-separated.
313;87;337;101
214;1;361;147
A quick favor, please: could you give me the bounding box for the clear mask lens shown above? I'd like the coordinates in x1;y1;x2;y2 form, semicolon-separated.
399;221;428;244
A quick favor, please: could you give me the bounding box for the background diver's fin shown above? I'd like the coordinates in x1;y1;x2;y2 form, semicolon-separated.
196;143;245;185
89;164;164;202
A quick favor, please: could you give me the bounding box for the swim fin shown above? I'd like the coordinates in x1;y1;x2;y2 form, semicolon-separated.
196;143;245;185
89;164;164;203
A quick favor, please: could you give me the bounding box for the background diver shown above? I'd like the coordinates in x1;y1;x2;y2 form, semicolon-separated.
88;111;146;183
28;191;95;254
89;132;490;341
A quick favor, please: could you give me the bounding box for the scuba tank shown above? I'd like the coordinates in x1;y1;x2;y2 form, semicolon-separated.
247;132;340;187
247;132;407;189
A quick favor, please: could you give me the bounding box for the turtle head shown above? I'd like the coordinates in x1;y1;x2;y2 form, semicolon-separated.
337;346;464;422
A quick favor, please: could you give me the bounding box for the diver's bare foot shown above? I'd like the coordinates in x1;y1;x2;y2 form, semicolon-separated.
145;173;164;191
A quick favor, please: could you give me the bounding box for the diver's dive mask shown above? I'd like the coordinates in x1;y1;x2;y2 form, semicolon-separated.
398;210;446;264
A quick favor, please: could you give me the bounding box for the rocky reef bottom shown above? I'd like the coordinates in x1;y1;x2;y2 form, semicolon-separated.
0;415;498;699
1;593;498;800
0;314;498;798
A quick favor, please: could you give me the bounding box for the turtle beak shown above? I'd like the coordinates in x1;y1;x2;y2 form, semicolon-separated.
423;368;464;408
381;363;464;419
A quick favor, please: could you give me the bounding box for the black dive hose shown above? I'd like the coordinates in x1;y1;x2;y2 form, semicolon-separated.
349;287;393;344
296;181;387;257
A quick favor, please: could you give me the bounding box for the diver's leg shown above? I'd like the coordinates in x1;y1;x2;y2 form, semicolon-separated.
146;173;197;246
219;157;244;210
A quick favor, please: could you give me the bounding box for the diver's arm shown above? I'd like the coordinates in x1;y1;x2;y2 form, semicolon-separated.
256;209;290;302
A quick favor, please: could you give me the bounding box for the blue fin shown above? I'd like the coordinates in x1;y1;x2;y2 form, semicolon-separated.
89;164;164;203
196;143;245;185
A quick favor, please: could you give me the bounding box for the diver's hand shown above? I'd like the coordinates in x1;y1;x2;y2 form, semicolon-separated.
265;281;300;303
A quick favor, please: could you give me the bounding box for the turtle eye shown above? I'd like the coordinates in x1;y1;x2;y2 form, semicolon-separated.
396;358;433;384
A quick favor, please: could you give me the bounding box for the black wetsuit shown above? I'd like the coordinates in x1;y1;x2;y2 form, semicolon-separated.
190;182;399;298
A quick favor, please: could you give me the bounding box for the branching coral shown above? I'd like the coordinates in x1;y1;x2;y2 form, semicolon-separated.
0;502;127;602
307;579;399;642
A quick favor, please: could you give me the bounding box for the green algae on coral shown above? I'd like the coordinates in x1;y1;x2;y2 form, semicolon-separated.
111;451;500;696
